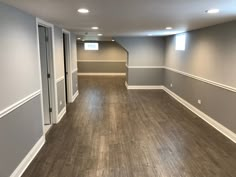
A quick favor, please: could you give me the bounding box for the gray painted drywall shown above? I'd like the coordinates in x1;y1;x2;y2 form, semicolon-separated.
54;26;65;79
165;21;236;88
164;20;236;135
71;33;78;95
116;23;236;135
57;79;66;114
72;71;78;95
0;3;235;177
116;37;165;66
0;2;78;176
116;37;165;86
0;2;40;111
128;68;164;86
0;3;44;176
77;41;127;61
54;26;68;113
0;96;43;177
55;29;78;104
164;69;236;133
77;41;127;73
71;33;78;71
78;62;126;73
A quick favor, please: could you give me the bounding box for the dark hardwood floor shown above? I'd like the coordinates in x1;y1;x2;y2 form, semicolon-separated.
23;76;236;177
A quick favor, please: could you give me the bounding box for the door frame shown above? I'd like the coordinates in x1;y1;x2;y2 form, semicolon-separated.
62;29;73;103
36;18;58;133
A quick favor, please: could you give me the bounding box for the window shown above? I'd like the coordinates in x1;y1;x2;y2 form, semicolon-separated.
84;43;99;50
176;34;186;51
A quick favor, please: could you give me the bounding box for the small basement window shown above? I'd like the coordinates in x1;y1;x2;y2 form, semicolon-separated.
176;34;186;51
84;43;99;50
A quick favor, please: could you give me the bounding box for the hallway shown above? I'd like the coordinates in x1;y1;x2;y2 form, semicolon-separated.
23;76;236;177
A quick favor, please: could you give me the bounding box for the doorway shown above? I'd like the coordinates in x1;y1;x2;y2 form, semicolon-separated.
63;32;70;104
38;25;54;133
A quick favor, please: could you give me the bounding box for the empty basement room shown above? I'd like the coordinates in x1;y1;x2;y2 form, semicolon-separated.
0;1;236;177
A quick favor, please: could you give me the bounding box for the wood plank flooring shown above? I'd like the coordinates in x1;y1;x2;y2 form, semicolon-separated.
23;76;236;177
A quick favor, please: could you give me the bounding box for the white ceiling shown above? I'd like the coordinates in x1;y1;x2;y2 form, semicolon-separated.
1;0;236;38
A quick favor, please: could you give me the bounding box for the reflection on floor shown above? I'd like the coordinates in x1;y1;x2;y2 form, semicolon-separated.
23;76;236;177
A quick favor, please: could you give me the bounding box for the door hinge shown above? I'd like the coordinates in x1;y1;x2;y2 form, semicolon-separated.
49;108;52;113
47;73;51;78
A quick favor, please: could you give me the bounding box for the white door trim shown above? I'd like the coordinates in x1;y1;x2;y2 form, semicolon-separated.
62;29;73;103
36;18;58;131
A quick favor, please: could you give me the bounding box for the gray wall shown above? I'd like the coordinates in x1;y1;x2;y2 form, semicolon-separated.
71;33;78;71
0;3;40;111
57;79;66;114
71;33;78;95
72;71;78;95
0;2;43;176
165;21;236;88
116;37;165;85
54;29;78;106
54;26;66;113
164;20;236;134
116;37;164;66
116;22;236;134
164;70;236;133
129;68;164;86
77;41;127;73
0;96;43;177
54;26;65;79
78;62;126;73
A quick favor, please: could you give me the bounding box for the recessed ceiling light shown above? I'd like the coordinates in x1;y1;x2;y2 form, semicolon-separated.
78;8;89;14
97;33;103;36
206;9;220;14
166;27;173;30
91;27;99;30
112;39;115;42
77;38;81;40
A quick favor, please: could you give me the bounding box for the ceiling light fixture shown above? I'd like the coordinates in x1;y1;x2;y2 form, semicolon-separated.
206;9;220;14
97;33;103;36
77;38;81;40
78;8;90;14
148;34;153;36
112;40;115;42
166;27;173;30
91;27;99;30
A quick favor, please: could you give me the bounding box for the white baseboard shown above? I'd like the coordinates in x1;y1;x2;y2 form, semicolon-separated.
124;82;236;143
125;82;163;90
125;81;128;89
10;136;45;177
163;87;236;143
78;73;126;76
72;91;79;102
57;106;66;124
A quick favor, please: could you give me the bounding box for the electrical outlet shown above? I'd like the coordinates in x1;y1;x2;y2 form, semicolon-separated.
60;101;62;105
170;83;173;88
198;99;201;105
